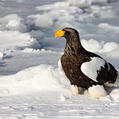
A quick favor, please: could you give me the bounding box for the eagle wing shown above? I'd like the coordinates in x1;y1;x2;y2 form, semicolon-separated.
81;56;118;85
81;57;106;82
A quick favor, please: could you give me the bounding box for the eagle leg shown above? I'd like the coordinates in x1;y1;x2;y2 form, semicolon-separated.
88;85;107;99
71;85;79;95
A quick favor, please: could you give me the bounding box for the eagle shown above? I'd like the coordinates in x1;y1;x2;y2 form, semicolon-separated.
55;27;119;98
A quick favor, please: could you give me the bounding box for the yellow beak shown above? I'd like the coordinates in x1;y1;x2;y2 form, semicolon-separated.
55;30;65;38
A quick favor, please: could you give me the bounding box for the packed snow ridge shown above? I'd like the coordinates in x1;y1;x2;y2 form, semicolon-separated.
0;31;40;52
0;64;71;97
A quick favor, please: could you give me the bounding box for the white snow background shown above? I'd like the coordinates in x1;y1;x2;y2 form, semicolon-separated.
0;0;119;118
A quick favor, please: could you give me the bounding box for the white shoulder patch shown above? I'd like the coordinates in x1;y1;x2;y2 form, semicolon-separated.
81;57;105;82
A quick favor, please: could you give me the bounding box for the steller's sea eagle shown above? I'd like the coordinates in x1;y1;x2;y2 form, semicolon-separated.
55;27;119;98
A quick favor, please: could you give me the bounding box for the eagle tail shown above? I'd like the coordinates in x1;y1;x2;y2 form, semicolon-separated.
112;71;119;87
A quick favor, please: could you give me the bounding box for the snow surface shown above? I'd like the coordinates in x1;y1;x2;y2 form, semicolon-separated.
0;0;119;118
0;64;71;96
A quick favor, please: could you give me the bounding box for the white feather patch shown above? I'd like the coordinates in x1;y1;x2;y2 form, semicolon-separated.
81;57;105;82
88;85;107;99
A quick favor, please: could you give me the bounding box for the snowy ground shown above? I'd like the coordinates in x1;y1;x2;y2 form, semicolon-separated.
0;0;119;118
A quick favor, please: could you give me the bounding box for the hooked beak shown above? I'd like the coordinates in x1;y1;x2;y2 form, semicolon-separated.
55;29;65;38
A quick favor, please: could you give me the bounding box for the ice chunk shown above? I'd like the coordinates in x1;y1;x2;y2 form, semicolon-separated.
0;14;27;32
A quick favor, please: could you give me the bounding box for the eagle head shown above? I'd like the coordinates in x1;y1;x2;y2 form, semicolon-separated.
55;27;79;40
55;27;82;53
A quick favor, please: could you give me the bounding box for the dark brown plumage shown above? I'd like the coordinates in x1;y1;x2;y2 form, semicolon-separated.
56;27;118;90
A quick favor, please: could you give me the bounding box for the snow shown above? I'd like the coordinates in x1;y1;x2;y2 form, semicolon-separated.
81;39;119;59
81;57;105;82
81;39;104;52
69;0;92;8
27;14;53;29
0;31;40;52
0;52;4;60
0;64;71;96
98;23;119;31
0;14;27;32
0;0;119;118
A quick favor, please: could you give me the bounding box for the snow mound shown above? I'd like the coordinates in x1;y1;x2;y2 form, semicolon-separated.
0;31;40;52
81;39;119;56
0;64;71;96
0;52;4;60
0;14;27;32
81;39;104;52
91;6;116;19
99;42;119;59
69;0;92;8
27;14;53;29
98;23;119;31
35;1;83;29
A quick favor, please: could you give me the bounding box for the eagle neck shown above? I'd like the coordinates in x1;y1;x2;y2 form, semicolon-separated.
64;34;84;55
